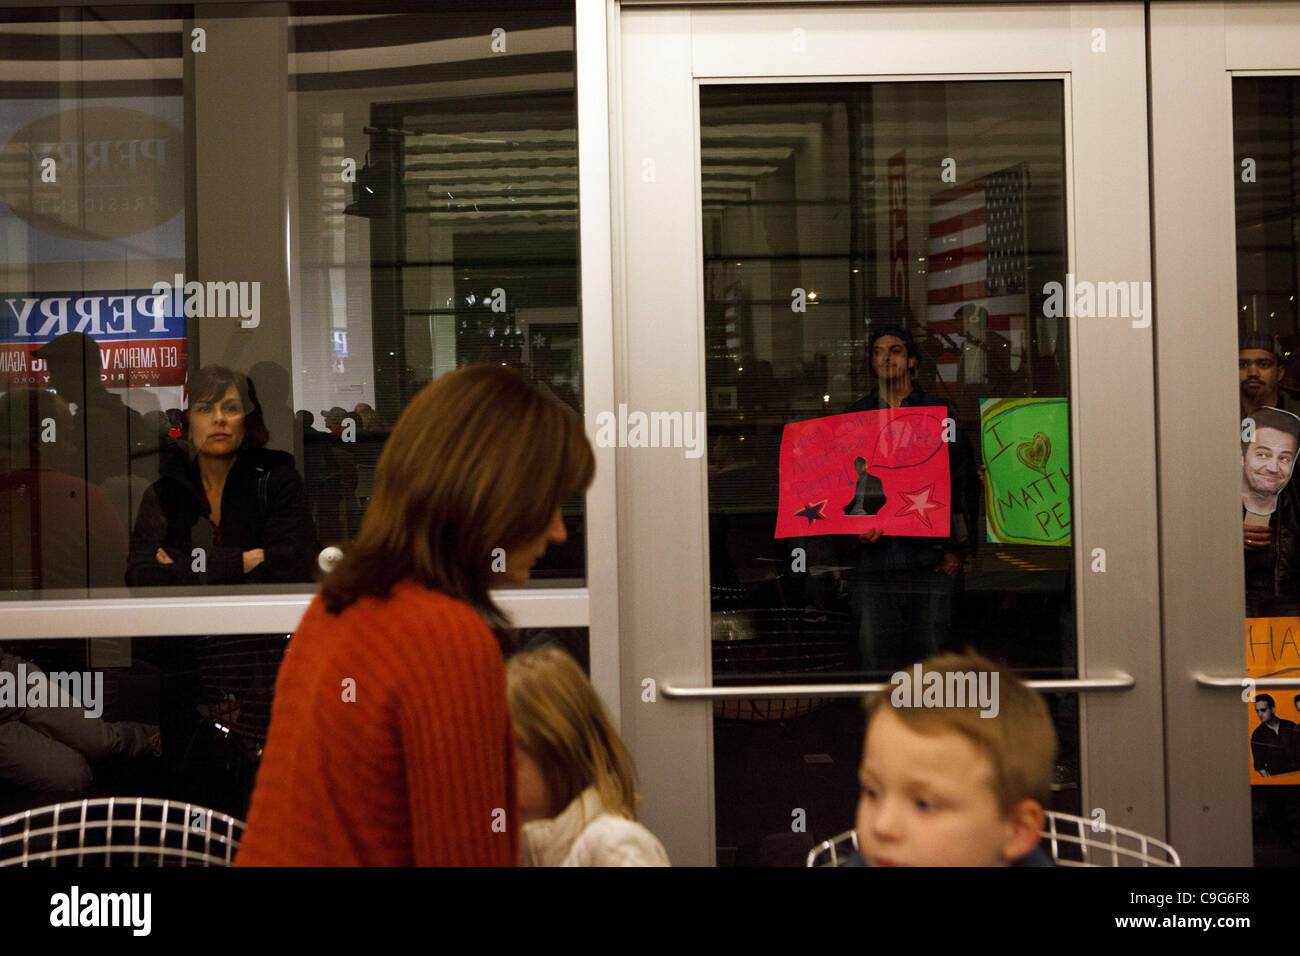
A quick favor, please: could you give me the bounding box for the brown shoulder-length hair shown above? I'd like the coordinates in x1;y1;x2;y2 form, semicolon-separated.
319;364;595;644
185;365;269;450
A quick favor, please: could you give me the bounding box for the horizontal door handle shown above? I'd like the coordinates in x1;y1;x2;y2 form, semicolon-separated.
1195;672;1300;690
661;674;1133;700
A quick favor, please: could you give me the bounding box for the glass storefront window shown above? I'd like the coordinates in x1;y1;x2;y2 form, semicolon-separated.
0;3;582;599
0;626;587;819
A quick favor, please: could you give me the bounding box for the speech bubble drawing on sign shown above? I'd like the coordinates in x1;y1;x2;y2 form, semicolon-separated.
870;411;945;470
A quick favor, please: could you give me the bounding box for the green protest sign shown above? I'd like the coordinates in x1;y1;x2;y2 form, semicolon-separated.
980;397;1071;546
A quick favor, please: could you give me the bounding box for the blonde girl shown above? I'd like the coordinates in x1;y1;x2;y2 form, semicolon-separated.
507;645;670;866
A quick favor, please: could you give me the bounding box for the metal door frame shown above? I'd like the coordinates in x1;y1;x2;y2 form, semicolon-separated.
1150;0;1300;868
613;0;1163;866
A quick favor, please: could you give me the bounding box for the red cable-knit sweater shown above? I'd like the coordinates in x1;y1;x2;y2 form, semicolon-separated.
235;582;518;866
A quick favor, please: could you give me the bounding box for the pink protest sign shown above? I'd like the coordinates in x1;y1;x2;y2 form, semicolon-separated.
774;407;950;538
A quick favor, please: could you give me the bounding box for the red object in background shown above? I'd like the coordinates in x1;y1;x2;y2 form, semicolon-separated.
888;151;909;301
0;338;186;388
775;407;951;539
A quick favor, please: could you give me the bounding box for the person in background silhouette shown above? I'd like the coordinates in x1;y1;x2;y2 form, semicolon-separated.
32;331;152;487
0;388;128;590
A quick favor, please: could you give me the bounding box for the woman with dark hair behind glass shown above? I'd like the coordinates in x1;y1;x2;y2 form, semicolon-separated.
127;365;317;586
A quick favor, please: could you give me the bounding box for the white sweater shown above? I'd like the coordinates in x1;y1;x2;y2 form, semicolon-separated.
519;787;671;867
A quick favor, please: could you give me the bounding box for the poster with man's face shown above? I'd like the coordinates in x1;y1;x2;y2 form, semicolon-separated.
1245;618;1300;784
1242;407;1300;516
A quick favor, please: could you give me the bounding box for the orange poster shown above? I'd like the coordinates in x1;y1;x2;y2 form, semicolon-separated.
1246;617;1300;785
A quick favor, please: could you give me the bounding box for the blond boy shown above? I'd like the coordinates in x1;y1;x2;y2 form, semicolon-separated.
854;651;1058;867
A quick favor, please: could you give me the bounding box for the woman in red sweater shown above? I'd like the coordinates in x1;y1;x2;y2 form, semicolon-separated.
236;365;594;865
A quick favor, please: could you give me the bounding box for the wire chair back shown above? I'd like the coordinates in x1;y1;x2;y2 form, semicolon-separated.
1040;810;1181;867
181;634;289;813
806;811;1181;867
0;797;245;867
195;633;290;741
806;829;859;868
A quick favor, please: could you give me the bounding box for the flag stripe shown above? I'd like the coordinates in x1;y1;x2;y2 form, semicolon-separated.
925;163;1029;382
927;206;986;241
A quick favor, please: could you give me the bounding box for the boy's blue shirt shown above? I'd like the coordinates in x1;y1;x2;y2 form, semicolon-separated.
840;846;1055;867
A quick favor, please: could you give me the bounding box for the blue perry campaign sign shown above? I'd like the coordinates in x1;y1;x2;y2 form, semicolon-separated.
0;290;186;387
1;289;184;342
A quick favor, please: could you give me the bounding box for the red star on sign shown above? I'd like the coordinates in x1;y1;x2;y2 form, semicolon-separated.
895;484;943;529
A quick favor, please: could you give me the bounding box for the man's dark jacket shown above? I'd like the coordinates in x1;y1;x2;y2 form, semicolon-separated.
72;388;151;486
1266;481;1300;608
127;444;317;586
1251;717;1300;776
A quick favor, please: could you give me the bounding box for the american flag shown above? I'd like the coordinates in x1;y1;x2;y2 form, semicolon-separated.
925;163;1030;384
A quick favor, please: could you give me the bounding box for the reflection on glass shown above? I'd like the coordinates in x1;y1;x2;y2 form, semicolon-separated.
1234;76;1300;867
0;6;182;596
0;627;587;820
701;81;1078;864
0;387;130;588
0;2;582;597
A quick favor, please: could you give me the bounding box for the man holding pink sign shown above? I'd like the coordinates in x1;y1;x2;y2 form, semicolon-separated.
776;325;980;673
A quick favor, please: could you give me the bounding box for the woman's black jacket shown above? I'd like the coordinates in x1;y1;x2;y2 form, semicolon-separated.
128;444;318;586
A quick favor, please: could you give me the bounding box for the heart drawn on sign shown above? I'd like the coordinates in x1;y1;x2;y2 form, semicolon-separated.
1016;432;1051;477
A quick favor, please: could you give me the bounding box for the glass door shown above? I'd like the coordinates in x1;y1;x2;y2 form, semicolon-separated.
1152;0;1300;868
616;2;1161;865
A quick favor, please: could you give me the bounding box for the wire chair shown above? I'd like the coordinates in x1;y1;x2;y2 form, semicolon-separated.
0;797;245;867
806;829;860;868
806;811;1182;867
178;634;289;814
1040;810;1181;867
194;633;290;742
